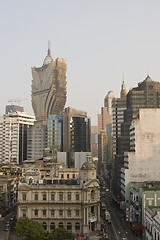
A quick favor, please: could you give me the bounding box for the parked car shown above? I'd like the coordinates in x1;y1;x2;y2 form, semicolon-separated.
4;226;9;231
10;215;15;221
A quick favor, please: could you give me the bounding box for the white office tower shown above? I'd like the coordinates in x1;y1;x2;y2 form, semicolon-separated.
0;112;35;164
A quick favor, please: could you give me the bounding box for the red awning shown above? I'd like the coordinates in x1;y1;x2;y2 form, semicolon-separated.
76;237;84;240
132;223;144;230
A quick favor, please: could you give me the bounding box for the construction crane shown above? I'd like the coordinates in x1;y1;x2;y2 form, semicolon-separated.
8;99;28;106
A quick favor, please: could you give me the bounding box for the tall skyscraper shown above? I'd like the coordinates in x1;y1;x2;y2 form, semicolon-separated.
98;91;116;169
112;75;160;201
31;43;67;121
91;126;98;157
112;81;127;156
0;111;35;164
47;114;63;152
29;44;67;160
63;107;91;152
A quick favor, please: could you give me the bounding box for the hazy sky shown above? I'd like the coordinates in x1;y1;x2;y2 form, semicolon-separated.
1;0;160;124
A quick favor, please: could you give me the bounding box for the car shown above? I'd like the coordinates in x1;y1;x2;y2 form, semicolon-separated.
5;223;9;227
10;215;15;221
4;226;9;231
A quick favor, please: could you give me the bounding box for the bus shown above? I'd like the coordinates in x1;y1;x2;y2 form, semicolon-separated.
105;210;111;223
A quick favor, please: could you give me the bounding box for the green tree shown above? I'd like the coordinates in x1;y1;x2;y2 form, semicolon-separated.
48;227;71;240
16;218;45;240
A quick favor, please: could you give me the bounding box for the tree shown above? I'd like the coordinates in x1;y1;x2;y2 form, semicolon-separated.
16;218;45;240
48;227;71;240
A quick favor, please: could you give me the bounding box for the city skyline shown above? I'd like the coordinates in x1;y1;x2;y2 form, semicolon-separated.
1;1;160;124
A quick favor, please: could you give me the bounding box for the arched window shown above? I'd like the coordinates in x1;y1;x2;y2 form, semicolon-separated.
67;222;72;231
50;222;55;231
75;222;80;230
91;190;95;199
59;222;63;228
42;222;47;230
28;177;33;184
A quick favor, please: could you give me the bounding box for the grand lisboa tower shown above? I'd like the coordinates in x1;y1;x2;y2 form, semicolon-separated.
31;43;67;121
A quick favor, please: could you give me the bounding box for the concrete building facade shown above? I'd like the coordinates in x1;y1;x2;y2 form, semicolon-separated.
113;75;160;201
0;112;35;164
63;107;91;153
121;109;160;203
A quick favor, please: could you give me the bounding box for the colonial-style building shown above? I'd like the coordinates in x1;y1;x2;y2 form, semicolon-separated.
17;156;101;236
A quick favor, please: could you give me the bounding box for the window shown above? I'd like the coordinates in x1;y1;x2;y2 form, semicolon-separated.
42;209;46;216
67;222;72;231
22;193;26;201
75;222;80;230
51;194;54;201
61;174;64;178
50;222;55;231
91;206;94;214
51;210;55;216
67;174;69;179
67;210;71;217
59;222;63;228
68;193;71;201
42;222;47;230
73;174;75;179
22;209;26;218
59;193;63;201
43;193;46;201
59;210;63;216
76;194;79;201
34;209;38;216
76;209;79;216
35;193;38;201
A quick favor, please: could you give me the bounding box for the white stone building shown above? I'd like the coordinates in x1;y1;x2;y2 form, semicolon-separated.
0;112;35;164
121;109;160;202
17;157;101;236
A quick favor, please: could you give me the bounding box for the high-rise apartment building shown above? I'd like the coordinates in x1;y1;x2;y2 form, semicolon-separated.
0;112;35;164
112;75;160;201
63;107;91;153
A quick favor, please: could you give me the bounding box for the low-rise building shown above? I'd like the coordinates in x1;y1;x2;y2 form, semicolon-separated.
17;156;101;236
145;207;160;240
